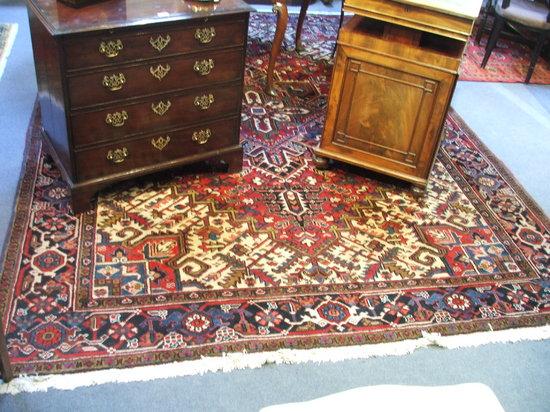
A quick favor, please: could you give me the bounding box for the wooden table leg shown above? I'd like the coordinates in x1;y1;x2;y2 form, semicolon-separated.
295;0;311;53
0;319;14;383
266;0;288;96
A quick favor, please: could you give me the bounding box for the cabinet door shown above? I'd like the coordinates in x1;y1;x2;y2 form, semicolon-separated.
324;45;456;181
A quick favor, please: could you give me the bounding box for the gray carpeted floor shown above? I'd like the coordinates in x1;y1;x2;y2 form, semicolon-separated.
0;1;549;411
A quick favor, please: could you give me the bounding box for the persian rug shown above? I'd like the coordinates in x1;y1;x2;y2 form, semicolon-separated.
1;13;549;377
250;12;550;84
461;30;550;84
0;23;17;80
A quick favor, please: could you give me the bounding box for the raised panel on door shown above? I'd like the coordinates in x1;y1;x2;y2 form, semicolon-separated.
332;57;439;170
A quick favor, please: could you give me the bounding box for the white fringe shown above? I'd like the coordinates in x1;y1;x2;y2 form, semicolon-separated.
0;24;18;80
1;324;549;395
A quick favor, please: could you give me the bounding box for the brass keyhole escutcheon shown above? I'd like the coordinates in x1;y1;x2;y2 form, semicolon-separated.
149;34;171;52
151;136;171;151
150;64;171;81
151;100;172;116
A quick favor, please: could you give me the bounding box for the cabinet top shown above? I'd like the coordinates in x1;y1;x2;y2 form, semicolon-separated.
27;0;255;36
383;0;483;19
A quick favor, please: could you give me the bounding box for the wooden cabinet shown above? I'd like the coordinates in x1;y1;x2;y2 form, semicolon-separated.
316;0;482;188
27;0;253;213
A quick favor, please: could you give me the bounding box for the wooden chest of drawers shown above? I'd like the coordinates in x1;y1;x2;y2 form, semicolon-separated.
315;0;482;188
27;0;253;213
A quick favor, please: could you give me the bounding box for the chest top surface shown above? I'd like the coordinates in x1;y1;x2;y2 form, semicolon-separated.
377;0;483;20
27;0;255;36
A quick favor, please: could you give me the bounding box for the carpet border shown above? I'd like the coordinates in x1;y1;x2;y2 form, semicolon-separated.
0;101;41;326
2;324;549;394
448;107;549;227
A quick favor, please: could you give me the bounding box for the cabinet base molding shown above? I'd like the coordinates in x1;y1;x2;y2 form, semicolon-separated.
314;147;430;188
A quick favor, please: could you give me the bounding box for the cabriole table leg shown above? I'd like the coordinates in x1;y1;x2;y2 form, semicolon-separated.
266;0;288;96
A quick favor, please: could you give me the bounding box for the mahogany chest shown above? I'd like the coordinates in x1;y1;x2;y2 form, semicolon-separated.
26;0;253;213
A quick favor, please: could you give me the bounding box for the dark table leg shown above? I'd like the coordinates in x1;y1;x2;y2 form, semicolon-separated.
295;0;310;53
266;0;289;96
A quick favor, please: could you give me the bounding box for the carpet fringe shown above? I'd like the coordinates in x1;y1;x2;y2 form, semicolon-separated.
0;23;18;80
1;324;549;395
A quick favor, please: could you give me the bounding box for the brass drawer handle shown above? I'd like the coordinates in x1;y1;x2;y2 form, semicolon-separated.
99;39;123;58
192;128;211;145
151;100;172;116
193;59;214;76
105;110;128;127
151;135;171;151
150;64;171;81
194;27;216;44
194;94;214;111
107;147;128;164
102;73;126;91
149;34;171;52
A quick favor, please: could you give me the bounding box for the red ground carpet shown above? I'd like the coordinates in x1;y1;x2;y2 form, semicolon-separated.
1;14;549;376
461;31;550;84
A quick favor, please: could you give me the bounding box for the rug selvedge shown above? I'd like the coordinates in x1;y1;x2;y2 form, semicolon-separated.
1;14;549;376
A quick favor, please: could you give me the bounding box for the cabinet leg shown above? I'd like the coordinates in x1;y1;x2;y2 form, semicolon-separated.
223;147;244;174
313;154;330;170
411;184;427;200
266;0;289;96
213;147;244;174
0;319;14;383
71;185;98;214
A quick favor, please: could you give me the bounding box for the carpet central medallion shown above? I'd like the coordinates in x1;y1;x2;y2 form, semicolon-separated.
1;14;548;376
77;152;533;310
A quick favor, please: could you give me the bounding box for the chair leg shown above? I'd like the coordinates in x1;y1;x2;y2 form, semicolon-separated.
0;319;14;383
525;32;548;83
475;2;491;44
295;0;311;53
266;0;289;96
481;14;505;68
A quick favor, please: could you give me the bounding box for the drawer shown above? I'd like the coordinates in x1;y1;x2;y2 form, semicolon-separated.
63;18;247;71
71;82;243;147
68;48;245;109
75;117;241;181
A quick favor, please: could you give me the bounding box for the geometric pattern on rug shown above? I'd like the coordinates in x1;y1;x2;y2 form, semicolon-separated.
0;23;18;80
1;14;549;376
460;28;550;84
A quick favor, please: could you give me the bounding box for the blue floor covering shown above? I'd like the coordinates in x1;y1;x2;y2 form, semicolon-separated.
0;1;549;411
